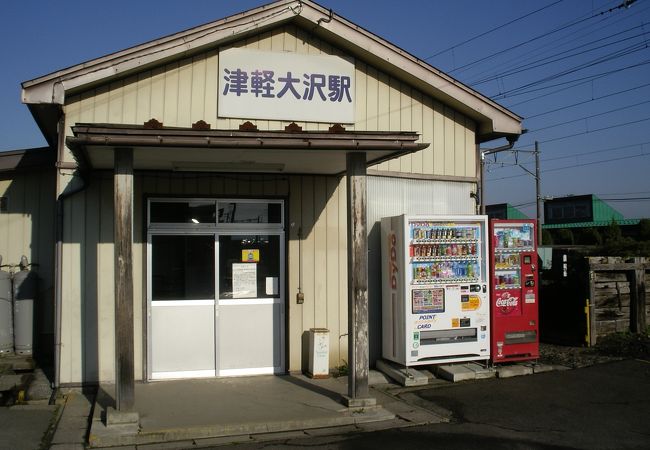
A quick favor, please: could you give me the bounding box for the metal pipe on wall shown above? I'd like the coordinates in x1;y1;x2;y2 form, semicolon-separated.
53;115;89;391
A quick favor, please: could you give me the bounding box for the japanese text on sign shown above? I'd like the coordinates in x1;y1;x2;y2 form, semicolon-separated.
223;69;352;103
218;48;355;123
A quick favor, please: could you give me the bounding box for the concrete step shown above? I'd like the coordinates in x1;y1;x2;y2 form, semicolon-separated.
376;360;429;387
434;363;496;383
496;364;534;378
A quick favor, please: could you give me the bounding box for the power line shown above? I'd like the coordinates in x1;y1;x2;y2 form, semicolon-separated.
542;140;650;161
598;190;650;196
498;58;650;102
486;140;650;172
539;115;650;144
468;27;649;86
490;42;650;99
461;0;648;84
508;197;650;207
526;99;650;133
424;0;564;60
525;81;650;119
487;152;650;181
448;0;636;75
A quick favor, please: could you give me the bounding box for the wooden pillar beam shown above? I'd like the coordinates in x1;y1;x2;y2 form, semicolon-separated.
114;148;135;411
343;152;374;407
630;257;647;333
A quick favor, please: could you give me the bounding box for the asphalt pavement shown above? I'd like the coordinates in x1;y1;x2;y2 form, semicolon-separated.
225;359;650;450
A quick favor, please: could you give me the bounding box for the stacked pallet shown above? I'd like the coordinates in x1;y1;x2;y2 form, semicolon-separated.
587;257;649;341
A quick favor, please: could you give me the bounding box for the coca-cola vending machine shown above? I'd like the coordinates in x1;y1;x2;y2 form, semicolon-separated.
489;219;539;363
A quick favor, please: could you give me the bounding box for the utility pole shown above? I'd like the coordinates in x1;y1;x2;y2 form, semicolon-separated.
479;136;519;215
535;141;542;245
481;136;542;243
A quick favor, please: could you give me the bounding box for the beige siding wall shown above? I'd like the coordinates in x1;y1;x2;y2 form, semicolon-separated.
57;171;347;383
63;25;477;177
0;170;56;337
57;24;479;383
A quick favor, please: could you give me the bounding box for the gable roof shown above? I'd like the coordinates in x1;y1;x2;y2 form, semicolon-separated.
22;0;522;145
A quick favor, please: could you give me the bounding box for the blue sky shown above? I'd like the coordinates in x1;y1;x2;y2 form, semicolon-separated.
2;0;649;219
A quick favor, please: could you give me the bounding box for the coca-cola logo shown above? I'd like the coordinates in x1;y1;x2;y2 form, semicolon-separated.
495;291;519;315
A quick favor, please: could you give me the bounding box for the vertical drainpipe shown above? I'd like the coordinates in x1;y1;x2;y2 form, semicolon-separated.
53;114;88;391
477;141;484;215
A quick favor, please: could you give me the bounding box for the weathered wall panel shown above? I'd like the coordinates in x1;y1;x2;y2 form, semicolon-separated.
56;23;483;383
0;170;55;341
366;176;476;363
63;25;477;178
57;171;349;383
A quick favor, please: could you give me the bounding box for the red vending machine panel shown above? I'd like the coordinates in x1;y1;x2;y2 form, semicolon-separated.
489;219;539;363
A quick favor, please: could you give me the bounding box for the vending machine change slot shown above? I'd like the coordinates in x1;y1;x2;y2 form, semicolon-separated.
504;330;537;344
420;328;478;345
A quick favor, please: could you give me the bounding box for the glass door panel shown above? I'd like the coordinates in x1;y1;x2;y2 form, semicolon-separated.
152;235;215;299
150;235;216;379
218;235;280;299
217;234;283;376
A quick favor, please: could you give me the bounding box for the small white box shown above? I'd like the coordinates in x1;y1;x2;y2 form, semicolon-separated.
308;328;330;378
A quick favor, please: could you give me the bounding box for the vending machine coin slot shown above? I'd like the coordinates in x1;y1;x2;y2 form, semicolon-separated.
525;274;535;287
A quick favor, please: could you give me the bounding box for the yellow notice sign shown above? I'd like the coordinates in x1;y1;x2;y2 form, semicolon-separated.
241;249;260;263
451;318;460;328
461;295;481;312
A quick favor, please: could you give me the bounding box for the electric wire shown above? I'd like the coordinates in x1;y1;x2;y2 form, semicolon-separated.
498;58;650;103
490;136;650;159
447;0;635;75
490;43;650;99
469;27;649;86
524;81;650;119
486;152;650;181
511;194;650;207
484;141;650;175
525;99;650;133
424;0;564;61
461;0;649;84
538;115;650;144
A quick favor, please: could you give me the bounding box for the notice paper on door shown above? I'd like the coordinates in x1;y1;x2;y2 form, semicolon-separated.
232;263;257;298
266;277;278;296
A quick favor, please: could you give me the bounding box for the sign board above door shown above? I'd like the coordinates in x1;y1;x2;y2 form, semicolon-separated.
218;48;355;124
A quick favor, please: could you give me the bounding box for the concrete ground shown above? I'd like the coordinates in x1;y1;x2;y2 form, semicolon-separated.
5;357;647;449
228;359;650;450
0;353;57;450
0;405;58;450
86;373;444;448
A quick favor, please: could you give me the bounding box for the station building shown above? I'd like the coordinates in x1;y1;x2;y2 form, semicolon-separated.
5;0;521;407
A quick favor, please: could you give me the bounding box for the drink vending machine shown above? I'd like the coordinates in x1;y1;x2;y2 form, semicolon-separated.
381;215;491;366
489;219;539;363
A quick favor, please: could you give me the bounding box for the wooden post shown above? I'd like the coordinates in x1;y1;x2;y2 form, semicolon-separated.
114;148;135;411
343;152;374;407
630;257;647;333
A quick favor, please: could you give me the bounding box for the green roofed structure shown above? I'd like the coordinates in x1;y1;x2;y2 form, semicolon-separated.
486;203;529;220
542;194;640;229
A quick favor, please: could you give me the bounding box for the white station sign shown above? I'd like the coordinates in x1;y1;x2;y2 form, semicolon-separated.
218;48;355;124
